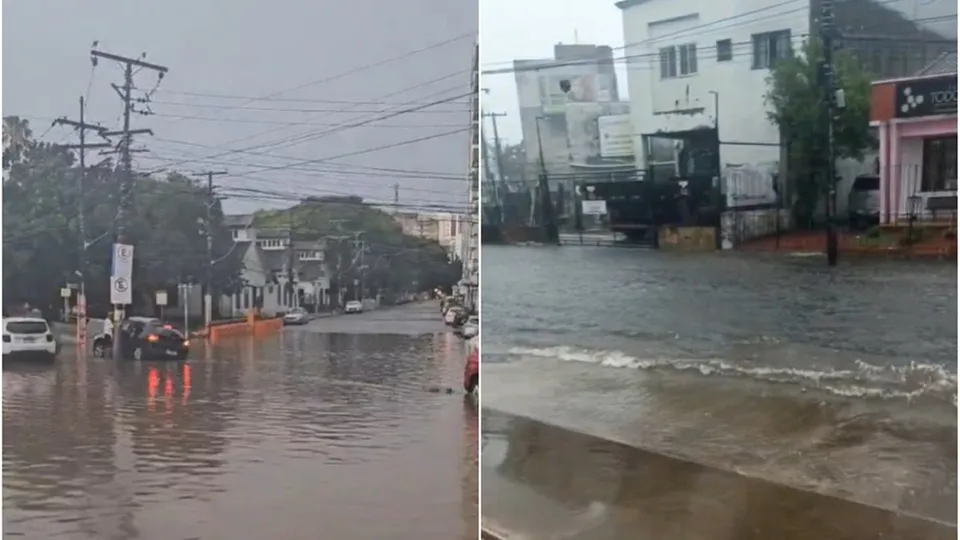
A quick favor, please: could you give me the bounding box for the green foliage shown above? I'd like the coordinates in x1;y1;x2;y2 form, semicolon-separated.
254;197;462;299
2;118;242;315
764;38;875;225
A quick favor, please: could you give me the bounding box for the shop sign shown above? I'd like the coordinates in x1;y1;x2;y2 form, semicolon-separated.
895;75;957;119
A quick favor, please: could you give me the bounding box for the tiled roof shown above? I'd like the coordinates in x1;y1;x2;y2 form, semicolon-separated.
916;52;958;76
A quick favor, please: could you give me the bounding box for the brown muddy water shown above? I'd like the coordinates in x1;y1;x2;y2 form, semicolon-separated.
482;247;957;539
3;303;478;540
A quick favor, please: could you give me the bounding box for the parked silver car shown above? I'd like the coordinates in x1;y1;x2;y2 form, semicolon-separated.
283;308;309;326
848;174;880;230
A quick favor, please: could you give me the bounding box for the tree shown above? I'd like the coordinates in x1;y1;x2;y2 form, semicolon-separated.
2;118;242;316
3;116;33;169
764;39;875;227
254;197;462;302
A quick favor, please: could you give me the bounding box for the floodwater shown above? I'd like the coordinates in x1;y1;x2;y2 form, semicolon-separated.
482;246;957;538
3;302;478;540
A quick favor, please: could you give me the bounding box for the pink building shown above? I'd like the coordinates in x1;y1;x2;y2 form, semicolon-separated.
870;56;957;224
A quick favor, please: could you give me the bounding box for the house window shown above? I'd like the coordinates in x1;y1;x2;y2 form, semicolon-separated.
921;136;958;192
659;46;678;79
751;30;792;69
660;44;697;78
716;39;733;62
679;44;698;75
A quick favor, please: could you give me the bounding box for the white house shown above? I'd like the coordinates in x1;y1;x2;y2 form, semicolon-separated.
221;215;331;316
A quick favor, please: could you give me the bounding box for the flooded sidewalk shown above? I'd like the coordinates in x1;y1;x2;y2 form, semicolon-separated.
482;409;955;540
3;303;478;540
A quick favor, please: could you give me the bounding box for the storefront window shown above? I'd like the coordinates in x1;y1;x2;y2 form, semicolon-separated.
921;136;958;192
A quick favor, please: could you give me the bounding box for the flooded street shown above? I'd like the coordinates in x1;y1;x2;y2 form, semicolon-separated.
3;302;478;540
482;246;956;538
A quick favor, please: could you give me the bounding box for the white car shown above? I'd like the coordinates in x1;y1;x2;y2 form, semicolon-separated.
2;317;58;360
345;300;363;314
461;316;479;339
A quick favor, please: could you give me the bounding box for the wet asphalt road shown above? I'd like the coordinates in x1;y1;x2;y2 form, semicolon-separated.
3;302;478;540
481;246;956;539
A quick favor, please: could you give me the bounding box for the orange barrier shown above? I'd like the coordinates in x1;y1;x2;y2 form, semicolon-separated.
208;317;283;343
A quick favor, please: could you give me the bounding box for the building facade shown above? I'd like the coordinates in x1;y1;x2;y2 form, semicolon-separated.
870;62;957;222
618;0;955;245
512;44;620;182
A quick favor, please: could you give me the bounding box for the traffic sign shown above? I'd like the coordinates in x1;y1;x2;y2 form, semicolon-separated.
155;290;168;306
111;276;132;305
111;243;135;280
60;287;71;298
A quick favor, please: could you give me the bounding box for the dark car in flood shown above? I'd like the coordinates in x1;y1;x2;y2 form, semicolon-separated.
116;317;189;360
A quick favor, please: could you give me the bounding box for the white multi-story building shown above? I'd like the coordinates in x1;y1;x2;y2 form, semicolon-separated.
461;43;480;311
618;0;955;244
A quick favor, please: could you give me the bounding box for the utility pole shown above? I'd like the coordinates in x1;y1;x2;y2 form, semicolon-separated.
534;117;558;243
484;112;508;224
92;48;167;350
287;206;297;309
192;170;227;330
819;0;840;266
393;183;400;213
54;96;111;326
351;233;363;302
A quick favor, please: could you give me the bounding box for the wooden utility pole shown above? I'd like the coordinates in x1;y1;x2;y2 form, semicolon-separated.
55;97;112;334
192;170;227;329
819;0;840;266
92;48;167;350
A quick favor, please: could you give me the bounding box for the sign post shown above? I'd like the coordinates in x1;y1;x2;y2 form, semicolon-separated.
156;290;168;323
111;243;134;358
60;287;72;323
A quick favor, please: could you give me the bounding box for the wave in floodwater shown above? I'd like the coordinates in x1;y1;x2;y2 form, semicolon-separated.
504;345;959;405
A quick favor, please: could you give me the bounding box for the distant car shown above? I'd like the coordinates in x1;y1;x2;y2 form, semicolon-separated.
444;306;465;326
283;307;310;326
848;174;880;230
463;348;478;394
461;316;478;339
2;317;57;361
108;317;189;361
345;301;363;314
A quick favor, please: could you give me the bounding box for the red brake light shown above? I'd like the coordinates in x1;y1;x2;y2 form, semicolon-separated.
163;325;173;330
182;339;190;347
147;334;159;343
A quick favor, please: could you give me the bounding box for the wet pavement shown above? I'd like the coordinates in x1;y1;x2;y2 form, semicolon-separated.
481;246;956;539
3;302;478;540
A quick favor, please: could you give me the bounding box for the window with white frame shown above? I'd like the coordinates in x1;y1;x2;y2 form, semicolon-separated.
679;44;697;76
659;44;697;79
659;46;677;79
752;30;792;69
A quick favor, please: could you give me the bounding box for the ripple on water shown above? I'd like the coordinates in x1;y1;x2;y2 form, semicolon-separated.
3;313;477;540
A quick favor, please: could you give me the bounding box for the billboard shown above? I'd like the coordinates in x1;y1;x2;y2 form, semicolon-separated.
565;102;632;165
598;115;634;158
540;73;617;114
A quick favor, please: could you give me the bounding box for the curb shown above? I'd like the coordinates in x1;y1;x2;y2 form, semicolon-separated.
481;520;530;540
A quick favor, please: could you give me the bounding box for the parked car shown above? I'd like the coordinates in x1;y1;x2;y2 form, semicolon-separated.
848;174;880;230
94;316;189;361
2;317;58;361
345;300;363;314
283;307;310;326
463;347;478;394
445;306;465;326
461;316;478;339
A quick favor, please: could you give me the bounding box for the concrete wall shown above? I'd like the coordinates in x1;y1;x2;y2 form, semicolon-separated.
658;226;717;251
720;209;793;249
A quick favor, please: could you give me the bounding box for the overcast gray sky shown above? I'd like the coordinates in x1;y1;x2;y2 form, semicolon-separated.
480;0;626;144
3;0;477;213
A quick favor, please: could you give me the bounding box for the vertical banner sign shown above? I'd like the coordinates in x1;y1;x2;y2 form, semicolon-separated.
111;243;135;305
